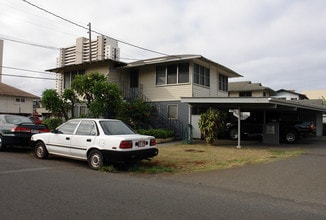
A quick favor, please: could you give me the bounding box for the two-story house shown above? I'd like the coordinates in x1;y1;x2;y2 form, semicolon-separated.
49;54;241;138
116;55;242;137
48;36;242;138
49;36;326;141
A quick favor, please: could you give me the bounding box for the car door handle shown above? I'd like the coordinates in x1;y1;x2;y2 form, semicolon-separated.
66;137;70;140
87;139;92;142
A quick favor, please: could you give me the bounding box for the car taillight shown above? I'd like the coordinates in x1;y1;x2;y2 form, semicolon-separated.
119;140;133;149
39;128;50;133
310;123;316;131
11;126;31;133
150;139;156;146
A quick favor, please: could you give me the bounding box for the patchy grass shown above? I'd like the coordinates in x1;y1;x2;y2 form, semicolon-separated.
100;142;305;174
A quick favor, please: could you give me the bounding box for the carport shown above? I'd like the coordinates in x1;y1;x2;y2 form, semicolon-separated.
181;97;326;147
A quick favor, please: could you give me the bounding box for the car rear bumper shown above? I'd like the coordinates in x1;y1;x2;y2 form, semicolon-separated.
101;148;159;162
2;133;32;146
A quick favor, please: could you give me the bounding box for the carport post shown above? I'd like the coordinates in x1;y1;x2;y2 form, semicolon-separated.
237;107;241;149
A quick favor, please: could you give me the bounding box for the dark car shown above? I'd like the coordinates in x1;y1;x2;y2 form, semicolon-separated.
223;112;315;144
0;114;50;150
225;113;263;141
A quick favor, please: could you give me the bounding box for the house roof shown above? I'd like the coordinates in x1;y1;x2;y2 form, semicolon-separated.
229;81;275;93
119;54;242;78
46;59;127;73
276;89;308;100
0;82;39;98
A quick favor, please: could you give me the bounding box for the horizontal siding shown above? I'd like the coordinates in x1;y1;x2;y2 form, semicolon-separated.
229;91;239;97
209;64;218;96
193;85;210;97
0;96;33;114
140;66;192;101
190;60;229;98
108;70;122;85
84;64;121;85
252;91;264;97
116;58;236;101
85;66;108;75
217;90;229;97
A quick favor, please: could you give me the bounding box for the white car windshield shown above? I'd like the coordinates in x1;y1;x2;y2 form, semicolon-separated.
99;121;135;135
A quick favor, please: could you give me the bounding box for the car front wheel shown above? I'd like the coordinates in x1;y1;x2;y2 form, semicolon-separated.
284;130;298;144
228;128;238;140
34;141;48;159
88;150;104;170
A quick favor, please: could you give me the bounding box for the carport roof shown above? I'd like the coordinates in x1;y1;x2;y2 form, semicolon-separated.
181;97;326;112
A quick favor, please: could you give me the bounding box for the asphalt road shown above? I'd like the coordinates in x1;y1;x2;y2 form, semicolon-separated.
0;137;326;220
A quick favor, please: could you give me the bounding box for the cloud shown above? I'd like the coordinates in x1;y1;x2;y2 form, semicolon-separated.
0;0;325;96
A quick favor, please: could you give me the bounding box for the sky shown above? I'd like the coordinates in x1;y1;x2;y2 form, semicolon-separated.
0;0;325;97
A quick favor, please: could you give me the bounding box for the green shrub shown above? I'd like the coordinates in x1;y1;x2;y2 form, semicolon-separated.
116;99;157;130
137;129;174;139
198;108;226;144
43;118;63;130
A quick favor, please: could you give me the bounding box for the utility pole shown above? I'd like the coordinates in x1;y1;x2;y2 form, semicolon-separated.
87;22;92;62
0;39;3;82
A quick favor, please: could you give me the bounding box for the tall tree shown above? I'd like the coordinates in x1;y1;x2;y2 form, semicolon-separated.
62;88;79;118
71;72;122;118
41;89;69;120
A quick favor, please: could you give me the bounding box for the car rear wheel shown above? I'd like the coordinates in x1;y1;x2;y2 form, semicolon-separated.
88;150;104;170
228;128;238;140
284;130;298;144
0;135;7;151
35;141;48;159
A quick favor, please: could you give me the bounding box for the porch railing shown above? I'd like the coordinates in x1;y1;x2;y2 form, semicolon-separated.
121;85;183;140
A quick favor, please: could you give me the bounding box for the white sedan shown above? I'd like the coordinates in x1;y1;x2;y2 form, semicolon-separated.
31;118;158;169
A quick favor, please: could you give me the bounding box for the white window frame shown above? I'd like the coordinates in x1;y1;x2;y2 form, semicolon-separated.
167;104;178;119
156;63;189;86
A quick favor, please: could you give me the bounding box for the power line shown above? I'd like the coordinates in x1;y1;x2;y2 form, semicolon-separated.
1;65;55;75
0;34;142;62
22;0;170;56
1;73;56;80
0;34;60;50
1;1;81;40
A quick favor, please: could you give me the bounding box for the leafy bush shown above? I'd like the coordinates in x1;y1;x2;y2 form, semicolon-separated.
43;118;63;130
198;108;226;144
117;99;157;129
137;129;174;139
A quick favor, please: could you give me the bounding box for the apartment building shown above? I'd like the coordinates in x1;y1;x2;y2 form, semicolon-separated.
55;35;120;94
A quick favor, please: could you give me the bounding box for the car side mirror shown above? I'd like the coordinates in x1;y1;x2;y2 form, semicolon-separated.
52;129;60;134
